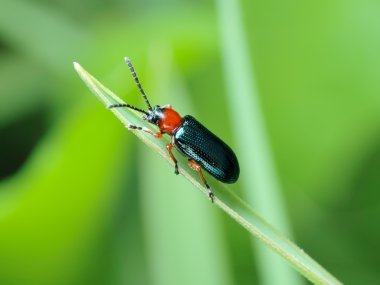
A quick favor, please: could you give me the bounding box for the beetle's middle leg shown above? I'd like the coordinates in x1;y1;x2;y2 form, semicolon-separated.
166;142;179;175
188;159;214;203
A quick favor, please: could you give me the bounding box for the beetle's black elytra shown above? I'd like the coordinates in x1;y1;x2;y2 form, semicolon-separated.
174;115;239;183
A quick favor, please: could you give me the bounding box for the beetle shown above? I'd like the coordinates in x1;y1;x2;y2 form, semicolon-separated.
108;58;240;202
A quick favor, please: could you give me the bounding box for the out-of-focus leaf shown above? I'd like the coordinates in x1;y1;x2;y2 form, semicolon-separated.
0;0;86;74
0;99;132;285
215;0;300;284
0;55;50;126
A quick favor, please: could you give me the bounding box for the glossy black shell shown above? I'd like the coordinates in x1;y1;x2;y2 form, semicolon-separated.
173;115;239;183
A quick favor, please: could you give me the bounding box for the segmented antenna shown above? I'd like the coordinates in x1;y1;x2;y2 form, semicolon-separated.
124;57;153;111
107;103;149;115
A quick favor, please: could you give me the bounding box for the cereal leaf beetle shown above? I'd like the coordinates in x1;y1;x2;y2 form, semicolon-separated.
108;58;240;202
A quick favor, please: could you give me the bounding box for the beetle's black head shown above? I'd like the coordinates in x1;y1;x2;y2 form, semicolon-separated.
144;105;163;125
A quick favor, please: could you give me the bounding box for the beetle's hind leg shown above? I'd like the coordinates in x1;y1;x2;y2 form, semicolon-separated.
166;142;179;175
188;159;214;203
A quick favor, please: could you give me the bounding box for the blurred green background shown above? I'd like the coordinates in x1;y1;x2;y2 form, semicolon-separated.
1;0;380;284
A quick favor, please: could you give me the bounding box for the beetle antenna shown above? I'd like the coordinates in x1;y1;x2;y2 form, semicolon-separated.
124;57;153;112
107;103;149;115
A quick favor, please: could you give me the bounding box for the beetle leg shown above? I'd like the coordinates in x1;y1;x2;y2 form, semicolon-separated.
126;124;162;138
166;143;179;175
188;159;215;203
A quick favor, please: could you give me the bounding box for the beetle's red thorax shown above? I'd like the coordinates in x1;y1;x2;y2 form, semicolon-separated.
158;108;183;135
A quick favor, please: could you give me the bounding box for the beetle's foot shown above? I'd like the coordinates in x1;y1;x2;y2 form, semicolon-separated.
154;132;163;138
174;165;179;175
125;124;134;130
208;190;215;203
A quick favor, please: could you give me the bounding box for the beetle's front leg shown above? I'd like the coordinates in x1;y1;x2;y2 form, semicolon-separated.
166;142;179;175
126;124;162;138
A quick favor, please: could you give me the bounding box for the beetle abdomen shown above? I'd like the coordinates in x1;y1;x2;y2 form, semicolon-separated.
173;115;239;183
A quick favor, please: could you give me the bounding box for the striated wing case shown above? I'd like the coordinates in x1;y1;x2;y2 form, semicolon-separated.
173;115;239;183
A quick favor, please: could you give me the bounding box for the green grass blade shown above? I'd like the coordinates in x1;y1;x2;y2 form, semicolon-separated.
74;62;343;285
214;0;299;284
